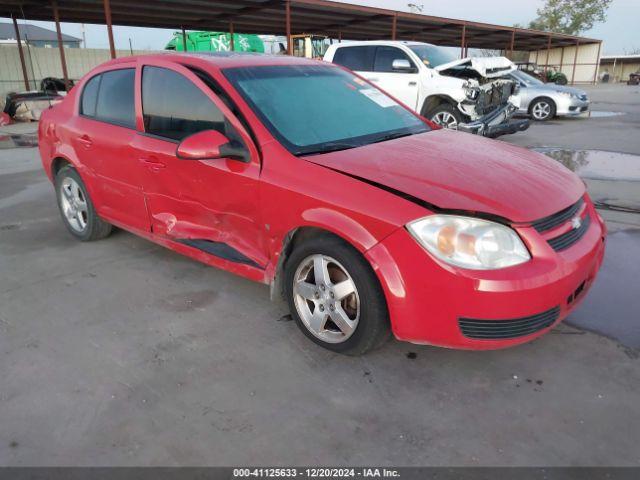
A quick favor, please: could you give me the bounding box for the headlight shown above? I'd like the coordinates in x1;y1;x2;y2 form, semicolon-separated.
558;91;578;99
407;215;530;270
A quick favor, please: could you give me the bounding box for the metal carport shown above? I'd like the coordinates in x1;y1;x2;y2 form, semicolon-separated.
1;0;602;89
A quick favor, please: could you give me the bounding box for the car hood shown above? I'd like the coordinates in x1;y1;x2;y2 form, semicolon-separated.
435;56;516;78
304;129;584;223
526;84;587;96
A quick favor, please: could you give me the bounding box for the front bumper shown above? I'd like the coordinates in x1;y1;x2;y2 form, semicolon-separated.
458;103;530;138
365;200;606;350
557;97;590;116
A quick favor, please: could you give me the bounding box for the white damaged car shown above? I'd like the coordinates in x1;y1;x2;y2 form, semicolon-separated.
324;40;529;137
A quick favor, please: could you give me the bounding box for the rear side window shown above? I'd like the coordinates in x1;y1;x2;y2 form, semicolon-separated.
332;46;376;72
80;74;101;117
142;66;225;141
95;68;135;128
374;46;415;72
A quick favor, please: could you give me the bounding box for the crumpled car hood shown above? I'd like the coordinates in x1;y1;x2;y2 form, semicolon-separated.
304;129;584;223
435;56;516;78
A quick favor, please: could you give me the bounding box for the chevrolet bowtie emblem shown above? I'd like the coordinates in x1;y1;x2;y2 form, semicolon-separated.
571;215;582;229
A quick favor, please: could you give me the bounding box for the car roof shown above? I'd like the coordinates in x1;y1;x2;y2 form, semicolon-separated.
332;40;434;47
98;51;322;70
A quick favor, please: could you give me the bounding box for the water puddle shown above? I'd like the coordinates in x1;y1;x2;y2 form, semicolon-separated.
0;133;38;149
534;148;640;213
583;111;625;118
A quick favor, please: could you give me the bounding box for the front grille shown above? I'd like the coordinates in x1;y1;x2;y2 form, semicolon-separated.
547;213;591;251
476;81;516;116
459;307;560;340
531;198;584;233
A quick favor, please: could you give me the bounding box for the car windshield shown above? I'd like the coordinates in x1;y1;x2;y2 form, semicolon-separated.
223;64;428;156
512;69;544;86
408;44;457;68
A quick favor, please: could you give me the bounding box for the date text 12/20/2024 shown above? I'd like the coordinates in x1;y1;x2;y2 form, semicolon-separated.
233;468;401;478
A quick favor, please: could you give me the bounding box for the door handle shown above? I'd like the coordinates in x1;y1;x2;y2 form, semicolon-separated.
408;81;417;86
77;134;93;148
139;156;166;171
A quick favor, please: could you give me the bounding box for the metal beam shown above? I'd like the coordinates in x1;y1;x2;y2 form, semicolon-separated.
508;29;515;59
229;22;234;51
593;41;602;85
181;26;187;51
51;0;70;91
391;13;397;40
12;15;31;90
285;0;291;55
103;0;116;58
571;40;580;85
460;24;466;57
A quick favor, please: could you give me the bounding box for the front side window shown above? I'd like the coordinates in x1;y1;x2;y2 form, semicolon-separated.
95;68;135;128
374;46;415;73
224;65;428;156
142;66;226;141
331;46;376;72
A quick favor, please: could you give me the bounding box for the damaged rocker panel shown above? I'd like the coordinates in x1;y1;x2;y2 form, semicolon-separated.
178;238;263;269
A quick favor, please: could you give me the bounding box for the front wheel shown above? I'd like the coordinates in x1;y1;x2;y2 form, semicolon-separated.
529;97;556;121
284;235;390;355
425;103;464;130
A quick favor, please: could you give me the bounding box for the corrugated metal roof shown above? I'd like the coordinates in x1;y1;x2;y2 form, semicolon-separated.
0;0;599;51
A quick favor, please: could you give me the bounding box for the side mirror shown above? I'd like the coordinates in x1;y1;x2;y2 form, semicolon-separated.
176;130;249;163
392;59;416;73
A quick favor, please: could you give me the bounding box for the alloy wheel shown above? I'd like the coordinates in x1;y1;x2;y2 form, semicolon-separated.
59;177;88;233
532;101;552;120
292;254;360;344
432;111;458;129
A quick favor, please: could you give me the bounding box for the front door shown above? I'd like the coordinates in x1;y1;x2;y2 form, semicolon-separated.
131;61;267;268
366;46;420;110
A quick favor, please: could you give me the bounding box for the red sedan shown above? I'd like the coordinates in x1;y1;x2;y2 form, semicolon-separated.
38;53;606;355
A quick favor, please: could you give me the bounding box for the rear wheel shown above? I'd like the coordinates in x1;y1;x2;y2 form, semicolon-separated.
425;103;464;130
284;234;390;355
55;166;112;241
529;97;556;121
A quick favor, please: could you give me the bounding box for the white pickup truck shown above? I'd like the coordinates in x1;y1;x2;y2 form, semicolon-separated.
323;40;529;138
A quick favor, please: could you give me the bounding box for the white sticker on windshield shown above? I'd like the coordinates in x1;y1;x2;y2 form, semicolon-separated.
359;88;396;108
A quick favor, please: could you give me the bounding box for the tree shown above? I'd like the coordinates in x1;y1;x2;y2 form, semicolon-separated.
526;0;612;35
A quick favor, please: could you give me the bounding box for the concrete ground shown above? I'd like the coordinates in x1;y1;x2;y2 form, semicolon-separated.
1;84;639;466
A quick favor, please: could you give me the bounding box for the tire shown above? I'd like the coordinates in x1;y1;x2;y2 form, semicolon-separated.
424;103;464;130
529;97;556;121
555;75;568;86
55;165;112;241
284;234;390;355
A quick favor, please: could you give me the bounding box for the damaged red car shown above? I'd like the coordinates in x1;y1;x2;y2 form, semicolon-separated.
38;53;606;355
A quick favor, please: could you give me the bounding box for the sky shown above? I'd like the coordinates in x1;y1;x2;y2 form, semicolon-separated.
1;0;637;55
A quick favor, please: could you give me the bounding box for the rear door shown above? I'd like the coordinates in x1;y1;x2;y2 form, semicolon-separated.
72;67;149;231
130;60;267;268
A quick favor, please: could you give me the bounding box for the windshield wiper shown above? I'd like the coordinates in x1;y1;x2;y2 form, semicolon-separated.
370;131;414;144
297;142;360;156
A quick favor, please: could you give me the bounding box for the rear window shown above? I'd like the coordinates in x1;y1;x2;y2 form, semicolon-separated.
94;68;135;128
332;46;376;72
80;74;101;117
